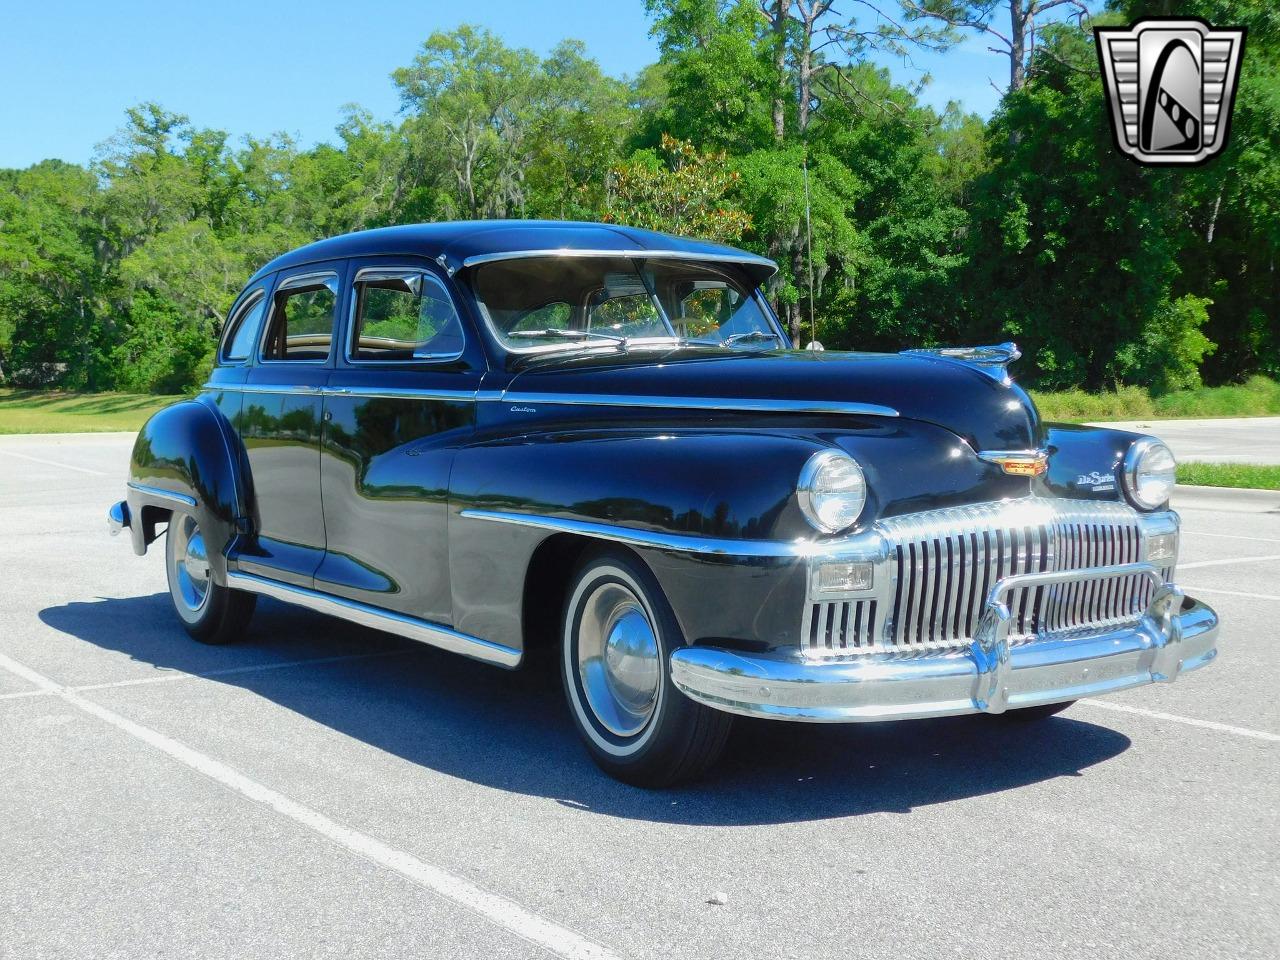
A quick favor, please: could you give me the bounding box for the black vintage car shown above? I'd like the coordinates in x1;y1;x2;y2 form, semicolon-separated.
109;221;1218;786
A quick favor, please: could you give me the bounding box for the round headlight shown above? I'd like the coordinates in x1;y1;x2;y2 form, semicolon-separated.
1123;438;1176;509
798;450;867;533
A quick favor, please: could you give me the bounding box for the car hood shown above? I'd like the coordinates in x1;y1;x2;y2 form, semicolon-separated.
506;348;1042;451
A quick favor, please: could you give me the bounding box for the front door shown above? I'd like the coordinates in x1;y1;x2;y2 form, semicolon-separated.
316;259;485;624
235;263;345;586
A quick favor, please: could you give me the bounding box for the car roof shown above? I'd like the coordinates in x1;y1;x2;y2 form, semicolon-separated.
247;220;778;286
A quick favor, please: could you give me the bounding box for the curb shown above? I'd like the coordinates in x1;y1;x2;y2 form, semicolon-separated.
1173;484;1280;512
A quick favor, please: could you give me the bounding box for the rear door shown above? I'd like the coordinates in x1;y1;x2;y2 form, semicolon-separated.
235;261;346;586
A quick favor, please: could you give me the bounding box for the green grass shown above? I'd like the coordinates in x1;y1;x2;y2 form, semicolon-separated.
0;389;183;434
1032;376;1280;423
1177;462;1280;491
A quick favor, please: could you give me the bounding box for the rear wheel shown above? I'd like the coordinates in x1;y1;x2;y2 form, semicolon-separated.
997;700;1076;721
165;512;256;645
561;547;732;787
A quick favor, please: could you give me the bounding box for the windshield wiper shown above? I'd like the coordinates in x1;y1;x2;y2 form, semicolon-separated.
683;330;782;347
512;329;627;346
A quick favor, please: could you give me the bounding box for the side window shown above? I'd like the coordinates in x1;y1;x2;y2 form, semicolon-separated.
350;270;465;362
262;275;338;362
221;291;266;362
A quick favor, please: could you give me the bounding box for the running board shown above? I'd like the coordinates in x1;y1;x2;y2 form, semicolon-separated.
226;571;522;669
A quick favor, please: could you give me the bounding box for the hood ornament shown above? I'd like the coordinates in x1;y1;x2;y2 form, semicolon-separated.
902;342;1022;384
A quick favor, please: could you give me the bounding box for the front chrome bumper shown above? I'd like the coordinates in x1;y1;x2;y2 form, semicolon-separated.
670;563;1218;722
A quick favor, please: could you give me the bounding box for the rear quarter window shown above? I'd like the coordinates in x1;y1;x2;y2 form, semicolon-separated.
221;292;267;363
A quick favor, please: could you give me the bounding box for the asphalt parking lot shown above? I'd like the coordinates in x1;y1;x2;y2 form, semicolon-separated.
1088;416;1280;465
1;433;1277;960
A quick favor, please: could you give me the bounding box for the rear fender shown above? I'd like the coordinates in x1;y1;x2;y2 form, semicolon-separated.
126;396;248;584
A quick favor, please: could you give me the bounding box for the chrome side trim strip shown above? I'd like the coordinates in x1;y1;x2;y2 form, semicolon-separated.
126;481;197;508
326;385;478;401
201;382;899;417
202;383;324;396
226;571;522;668
459;509;813;558
493;393;900;418
460;248;778;273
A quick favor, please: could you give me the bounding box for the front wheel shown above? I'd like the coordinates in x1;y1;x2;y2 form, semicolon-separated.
561;547;732;787
165;512;256;645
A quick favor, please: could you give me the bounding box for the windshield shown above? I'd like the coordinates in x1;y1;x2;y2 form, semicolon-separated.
468;256;783;352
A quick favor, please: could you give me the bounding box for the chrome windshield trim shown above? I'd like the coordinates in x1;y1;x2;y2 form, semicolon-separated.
126;481;197;508
226;571;521;668
489;393;900;418
459;509;816;557
460;248;778;273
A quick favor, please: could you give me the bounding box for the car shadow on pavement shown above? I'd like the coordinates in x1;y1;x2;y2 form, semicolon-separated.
41;593;1132;826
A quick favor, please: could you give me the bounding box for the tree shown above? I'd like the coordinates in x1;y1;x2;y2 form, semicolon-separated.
393;26;542;219
0;162;102;386
901;1;1090;91
961;21;1197;390
605;134;753;242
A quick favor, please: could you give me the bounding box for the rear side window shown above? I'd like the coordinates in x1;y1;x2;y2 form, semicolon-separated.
262;274;338;362
349;270;465;362
222;292;266;362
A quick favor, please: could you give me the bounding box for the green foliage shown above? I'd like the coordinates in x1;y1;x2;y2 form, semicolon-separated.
1031;375;1280;422
0;388;183;434
605;134;753;242
0;7;1276;396
1176;462;1280;491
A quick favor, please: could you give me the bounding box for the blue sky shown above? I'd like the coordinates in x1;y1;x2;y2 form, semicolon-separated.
1;0;1017;170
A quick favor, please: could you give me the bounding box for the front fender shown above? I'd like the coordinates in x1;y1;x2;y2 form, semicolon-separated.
126;395;247;584
452;428;826;542
447;428;827;651
1043;423;1149;503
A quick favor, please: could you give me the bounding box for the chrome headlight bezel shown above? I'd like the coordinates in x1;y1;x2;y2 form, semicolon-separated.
1123;437;1176;510
798;450;868;534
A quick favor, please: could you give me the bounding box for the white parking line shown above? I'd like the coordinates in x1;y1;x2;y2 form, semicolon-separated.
0;650;412;701
1181;585;1280;602
1178;554;1280;570
1079;699;1280;743
0;449;108;476
0;650;619;960
73;649;412;692
1183;530;1280;545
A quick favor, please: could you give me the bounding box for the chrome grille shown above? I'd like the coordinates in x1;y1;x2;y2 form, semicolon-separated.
801;500;1175;656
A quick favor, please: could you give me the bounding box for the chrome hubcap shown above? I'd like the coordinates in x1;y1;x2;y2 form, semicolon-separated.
170;515;210;614
577;582;661;738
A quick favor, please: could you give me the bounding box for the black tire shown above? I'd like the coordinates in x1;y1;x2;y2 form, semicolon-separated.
561;546;732;787
164;511;256;645
997;700;1076;721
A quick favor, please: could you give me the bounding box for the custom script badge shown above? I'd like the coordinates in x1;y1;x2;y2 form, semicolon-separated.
1075;471;1116;493
1095;18;1246;166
